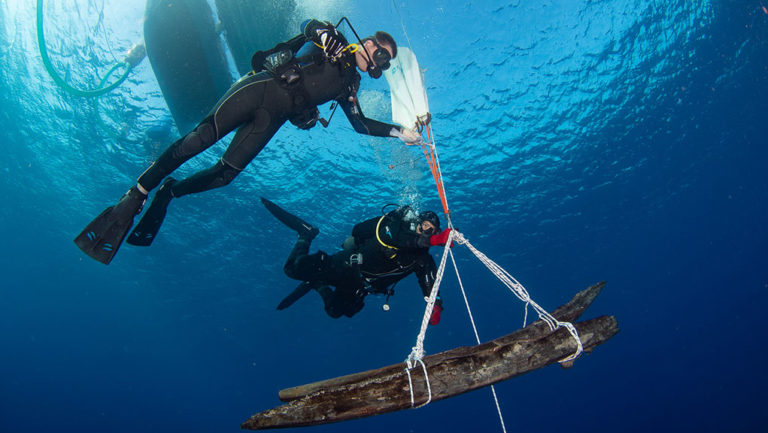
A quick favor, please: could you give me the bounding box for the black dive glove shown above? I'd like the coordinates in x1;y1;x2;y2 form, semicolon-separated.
302;19;347;60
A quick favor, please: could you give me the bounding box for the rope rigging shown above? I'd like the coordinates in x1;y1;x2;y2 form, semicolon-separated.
387;3;583;430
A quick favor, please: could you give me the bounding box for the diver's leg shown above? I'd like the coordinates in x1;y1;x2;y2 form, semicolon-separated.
126;99;281;244
321;285;365;318
328;278;366;318
76;74;272;261
168;83;286;196
167;159;242;197
220;107;284;170
137;116;218;191
169;93;283;195
317;256;367;318
281;250;365;318
283;239;311;277
127;150;245;246
318;286;345;319
283;245;330;282
276;244;331;311
74;186;148;264
261;197;320;241
138;73;273;191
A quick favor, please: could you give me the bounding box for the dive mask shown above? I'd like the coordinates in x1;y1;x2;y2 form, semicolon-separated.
418;210;441;235
365;38;392;78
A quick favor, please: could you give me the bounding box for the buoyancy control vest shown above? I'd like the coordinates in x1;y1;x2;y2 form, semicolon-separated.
250;35;360;130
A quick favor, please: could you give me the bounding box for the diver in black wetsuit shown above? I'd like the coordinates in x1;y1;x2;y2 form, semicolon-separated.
75;19;424;265
260;198;453;323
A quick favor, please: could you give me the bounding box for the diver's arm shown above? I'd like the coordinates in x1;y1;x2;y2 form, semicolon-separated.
339;95;402;138
395;231;431;249
301;19;347;59
415;255;441;307
351;217;380;246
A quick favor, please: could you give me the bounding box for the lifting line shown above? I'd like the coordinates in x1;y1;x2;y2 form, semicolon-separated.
391;3;583;431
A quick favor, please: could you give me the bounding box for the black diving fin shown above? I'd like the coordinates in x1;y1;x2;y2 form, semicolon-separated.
261;197;319;240
277;281;321;310
74;187;146;265
127;177;176;246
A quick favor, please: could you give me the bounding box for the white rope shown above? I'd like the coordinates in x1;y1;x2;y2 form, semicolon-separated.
401;229;454;412
404;358;432;408
392;7;575;428
452;232;584;362
450;248;508;433
406;228;455;365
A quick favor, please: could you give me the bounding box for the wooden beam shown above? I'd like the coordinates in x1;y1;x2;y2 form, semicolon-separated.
242;282;617;430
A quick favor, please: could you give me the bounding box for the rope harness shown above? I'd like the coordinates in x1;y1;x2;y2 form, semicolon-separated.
404;358;432;408
390;3;582;431
397;79;581;433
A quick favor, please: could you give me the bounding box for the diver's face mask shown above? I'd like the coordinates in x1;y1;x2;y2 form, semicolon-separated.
417;210;440;236
364;38;391;79
419;222;437;236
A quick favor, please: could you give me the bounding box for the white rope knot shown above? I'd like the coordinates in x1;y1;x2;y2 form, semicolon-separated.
405;347;424;369
406;229;454;370
452;230;468;245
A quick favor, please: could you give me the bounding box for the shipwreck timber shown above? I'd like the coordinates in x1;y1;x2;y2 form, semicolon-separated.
242;282;618;430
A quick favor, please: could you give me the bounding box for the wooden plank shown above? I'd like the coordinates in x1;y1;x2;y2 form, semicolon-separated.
241;283;617;430
278;281;604;402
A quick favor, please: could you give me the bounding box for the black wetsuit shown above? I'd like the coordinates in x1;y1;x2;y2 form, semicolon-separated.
283;206;439;318
137;20;399;197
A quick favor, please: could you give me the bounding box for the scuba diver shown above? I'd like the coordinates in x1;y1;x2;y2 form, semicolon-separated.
261;198;453;323
75;19;424;264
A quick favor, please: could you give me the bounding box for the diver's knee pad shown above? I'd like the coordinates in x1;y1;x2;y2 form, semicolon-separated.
176;118;217;158
137;118;219;191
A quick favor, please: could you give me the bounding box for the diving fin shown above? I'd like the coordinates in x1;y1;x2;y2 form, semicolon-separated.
127;177;176;246
277;281;320;310
74;187;146;265
261;197;319;240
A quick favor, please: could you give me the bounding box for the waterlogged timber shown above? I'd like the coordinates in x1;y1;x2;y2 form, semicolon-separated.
242;282;618;430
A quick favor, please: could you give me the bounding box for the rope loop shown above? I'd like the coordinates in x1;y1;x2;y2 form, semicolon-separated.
458;234;584;362
404;358;432;408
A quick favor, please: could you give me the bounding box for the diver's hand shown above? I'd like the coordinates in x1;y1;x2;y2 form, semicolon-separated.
429;228;453;247
320;28;345;59
429;304;443;325
399;127;424;145
303;20;346;60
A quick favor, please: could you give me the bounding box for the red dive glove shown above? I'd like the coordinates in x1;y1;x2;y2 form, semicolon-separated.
429;228;453;247
429;304;443;326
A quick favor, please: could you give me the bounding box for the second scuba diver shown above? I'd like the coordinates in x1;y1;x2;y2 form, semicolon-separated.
261;198;453;323
75;19;424;264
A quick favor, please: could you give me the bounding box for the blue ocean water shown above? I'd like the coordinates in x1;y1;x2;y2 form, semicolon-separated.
1;0;767;432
